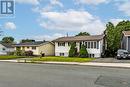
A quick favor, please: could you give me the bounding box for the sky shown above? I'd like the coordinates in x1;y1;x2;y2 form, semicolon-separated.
0;0;130;42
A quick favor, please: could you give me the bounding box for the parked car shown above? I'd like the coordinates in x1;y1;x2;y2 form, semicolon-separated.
116;49;130;59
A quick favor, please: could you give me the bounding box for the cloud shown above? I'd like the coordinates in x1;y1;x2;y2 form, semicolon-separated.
4;22;16;30
74;0;110;5
38;10;105;35
117;1;130;16
109;19;125;25
32;33;64;41
50;0;63;7
15;0;39;5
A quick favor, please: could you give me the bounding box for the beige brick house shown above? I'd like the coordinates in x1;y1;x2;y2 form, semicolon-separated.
14;41;55;56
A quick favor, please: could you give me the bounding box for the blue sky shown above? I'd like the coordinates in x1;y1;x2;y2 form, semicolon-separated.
0;0;130;42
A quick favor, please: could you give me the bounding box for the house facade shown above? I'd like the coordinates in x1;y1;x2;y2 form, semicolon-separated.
121;31;130;52
14;41;55;56
0;43;14;55
53;35;105;58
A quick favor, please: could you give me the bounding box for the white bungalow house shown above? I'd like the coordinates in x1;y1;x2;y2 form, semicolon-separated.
0;43;14;55
53;35;105;58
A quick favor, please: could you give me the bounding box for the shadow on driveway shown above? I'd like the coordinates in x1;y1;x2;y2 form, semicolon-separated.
91;58;130;63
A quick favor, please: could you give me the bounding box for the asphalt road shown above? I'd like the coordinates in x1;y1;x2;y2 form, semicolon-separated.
0;62;130;87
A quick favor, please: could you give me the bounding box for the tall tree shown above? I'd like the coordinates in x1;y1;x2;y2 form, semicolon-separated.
20;39;35;43
79;44;88;58
76;32;90;36
1;36;14;43
105;20;130;57
69;42;77;57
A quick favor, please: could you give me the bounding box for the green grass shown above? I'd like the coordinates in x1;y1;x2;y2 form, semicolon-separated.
0;55;26;60
31;56;95;63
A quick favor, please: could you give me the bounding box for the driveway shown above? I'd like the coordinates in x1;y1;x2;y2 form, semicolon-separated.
0;62;130;87
92;58;130;63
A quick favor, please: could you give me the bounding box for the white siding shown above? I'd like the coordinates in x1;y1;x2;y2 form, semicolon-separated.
55;40;104;58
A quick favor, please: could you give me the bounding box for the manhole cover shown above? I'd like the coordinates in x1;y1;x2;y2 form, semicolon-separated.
95;75;130;87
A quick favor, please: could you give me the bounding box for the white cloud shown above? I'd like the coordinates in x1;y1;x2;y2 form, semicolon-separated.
32;33;64;41
75;0;110;5
117;1;130;16
15;0;39;5
39;10;105;35
50;0;63;7
109;19;125;25
4;22;16;30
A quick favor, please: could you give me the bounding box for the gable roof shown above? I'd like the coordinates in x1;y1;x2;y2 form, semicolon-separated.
14;41;53;47
122;31;130;36
53;35;104;42
1;43;14;48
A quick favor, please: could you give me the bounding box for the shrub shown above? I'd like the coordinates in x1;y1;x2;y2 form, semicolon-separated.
7;52;15;55
69;42;77;57
25;51;33;56
14;49;23;56
79;44;88;58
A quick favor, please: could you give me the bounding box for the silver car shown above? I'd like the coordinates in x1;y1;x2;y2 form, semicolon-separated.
117;49;130;59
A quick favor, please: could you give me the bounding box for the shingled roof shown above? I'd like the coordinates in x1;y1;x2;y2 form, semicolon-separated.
1;43;14;48
122;31;130;36
14;41;50;46
53;35;104;42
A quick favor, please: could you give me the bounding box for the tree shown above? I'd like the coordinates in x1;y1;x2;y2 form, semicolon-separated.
69;42;77;57
1;36;14;43
105;20;130;57
79;44;88;58
76;32;90;36
20;39;35;43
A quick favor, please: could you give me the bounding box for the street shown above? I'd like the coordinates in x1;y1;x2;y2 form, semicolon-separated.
0;62;130;87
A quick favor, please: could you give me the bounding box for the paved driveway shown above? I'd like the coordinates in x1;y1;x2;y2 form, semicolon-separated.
92;58;130;63
0;62;130;87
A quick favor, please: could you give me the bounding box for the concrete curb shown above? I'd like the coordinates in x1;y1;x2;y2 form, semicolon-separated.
1;60;130;68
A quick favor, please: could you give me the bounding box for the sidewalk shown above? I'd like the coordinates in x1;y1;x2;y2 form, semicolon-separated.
1;59;130;68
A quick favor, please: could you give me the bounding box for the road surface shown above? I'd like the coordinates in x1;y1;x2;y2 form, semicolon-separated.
0;62;130;87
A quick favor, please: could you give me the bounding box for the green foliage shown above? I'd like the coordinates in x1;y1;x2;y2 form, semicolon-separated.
79;44;88;58
76;32;90;36
1;36;14;43
0;56;25;60
20;39;35;43
31;57;95;63
69;42;77;57
14;49;24;56
105;20;130;57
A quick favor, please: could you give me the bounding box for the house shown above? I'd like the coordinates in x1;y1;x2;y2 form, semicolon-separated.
0;43;14;55
14;41;55;56
53;35;105;58
121;31;130;52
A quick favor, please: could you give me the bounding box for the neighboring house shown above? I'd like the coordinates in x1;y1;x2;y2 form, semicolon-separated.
53;35;105;58
121;31;130;52
0;43;14;55
14;41;55;56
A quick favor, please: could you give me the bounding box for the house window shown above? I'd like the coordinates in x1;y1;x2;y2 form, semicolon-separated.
91;42;93;48
60;53;64;56
94;42;97;48
68;42;71;46
27;47;29;49
88;42;90;48
32;46;36;50
85;42;88;48
89;54;95;58
97;41;99;49
58;42;65;46
2;48;5;51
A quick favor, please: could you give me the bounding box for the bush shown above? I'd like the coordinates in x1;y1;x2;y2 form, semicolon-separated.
25;51;33;56
79;44;88;58
14;49;23;56
7;52;15;55
69;42;77;57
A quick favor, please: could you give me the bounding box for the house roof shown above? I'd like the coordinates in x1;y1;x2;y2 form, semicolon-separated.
1;43;14;48
14;41;51;47
122;31;130;36
53;35;104;42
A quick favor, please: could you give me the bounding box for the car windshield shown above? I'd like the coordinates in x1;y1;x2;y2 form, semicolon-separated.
118;50;128;54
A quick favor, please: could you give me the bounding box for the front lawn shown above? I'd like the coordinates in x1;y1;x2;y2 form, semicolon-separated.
31;56;95;63
0;55;26;60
